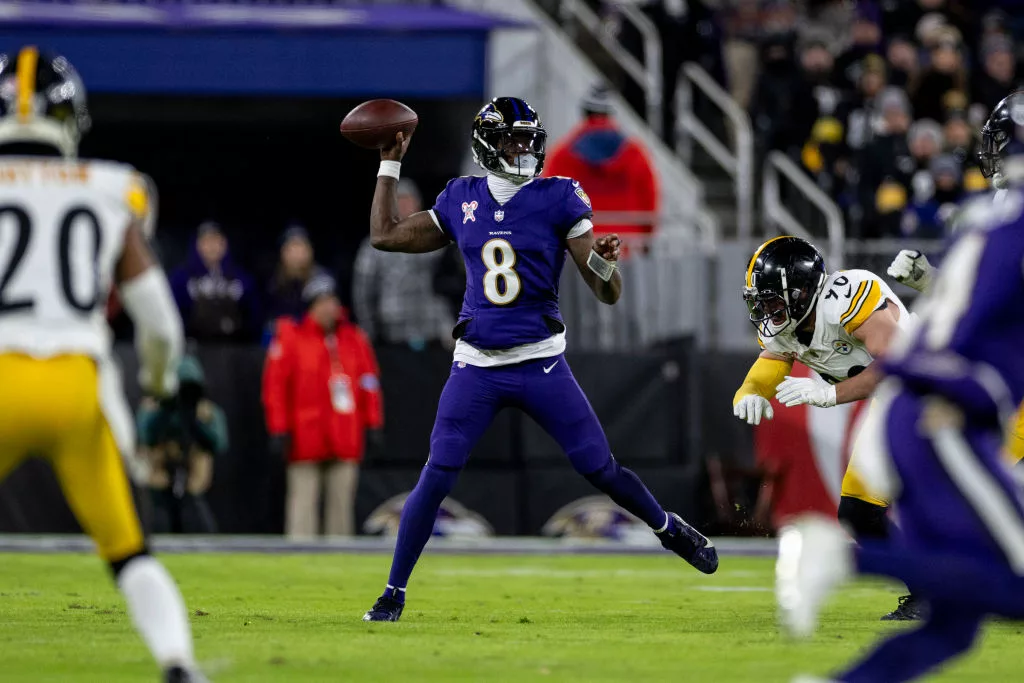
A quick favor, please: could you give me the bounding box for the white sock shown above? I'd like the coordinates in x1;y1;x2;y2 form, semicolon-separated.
117;555;195;669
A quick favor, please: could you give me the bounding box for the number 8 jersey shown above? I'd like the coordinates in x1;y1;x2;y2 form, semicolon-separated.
0;156;149;359
759;269;915;384
429;175;593;364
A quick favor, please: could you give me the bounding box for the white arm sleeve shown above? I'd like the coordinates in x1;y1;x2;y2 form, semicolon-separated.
566;218;593;240
119;267;184;398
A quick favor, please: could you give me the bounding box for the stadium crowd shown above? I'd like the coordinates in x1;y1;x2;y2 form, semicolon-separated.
600;0;1022;238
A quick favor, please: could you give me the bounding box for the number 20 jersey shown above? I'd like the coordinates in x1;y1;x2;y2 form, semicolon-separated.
0;156;148;359
759;269;914;384
430;175;593;352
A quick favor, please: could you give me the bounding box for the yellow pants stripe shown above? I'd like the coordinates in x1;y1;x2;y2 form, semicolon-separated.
0;353;144;561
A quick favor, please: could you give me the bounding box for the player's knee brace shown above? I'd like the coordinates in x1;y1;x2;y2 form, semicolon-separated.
838;496;890;541
109;548;152;579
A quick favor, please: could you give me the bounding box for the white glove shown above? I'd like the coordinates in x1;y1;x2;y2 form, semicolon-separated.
733;394;774;425
887;249;933;292
775;375;837;408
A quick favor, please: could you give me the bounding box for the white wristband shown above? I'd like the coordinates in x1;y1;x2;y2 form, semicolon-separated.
378;160;401;180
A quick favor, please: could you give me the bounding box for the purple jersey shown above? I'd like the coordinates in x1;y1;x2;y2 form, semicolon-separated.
431;176;593;350
884;189;1024;422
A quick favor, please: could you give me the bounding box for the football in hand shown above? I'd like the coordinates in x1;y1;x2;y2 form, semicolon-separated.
340;99;418;149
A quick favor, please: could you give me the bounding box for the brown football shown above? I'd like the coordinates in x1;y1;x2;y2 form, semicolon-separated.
340;99;418;150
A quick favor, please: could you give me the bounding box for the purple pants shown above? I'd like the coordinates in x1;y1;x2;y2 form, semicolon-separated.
837;391;1024;683
429;354;611;474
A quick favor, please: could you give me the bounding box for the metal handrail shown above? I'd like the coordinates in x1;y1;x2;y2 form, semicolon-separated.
675;62;753;239
762;150;845;269
613;0;662;139
559;0;663;137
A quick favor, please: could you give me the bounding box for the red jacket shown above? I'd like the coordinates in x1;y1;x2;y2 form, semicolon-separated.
262;314;383;463
544;115;659;235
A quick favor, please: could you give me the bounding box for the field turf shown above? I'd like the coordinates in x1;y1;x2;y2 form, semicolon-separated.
0;551;1020;682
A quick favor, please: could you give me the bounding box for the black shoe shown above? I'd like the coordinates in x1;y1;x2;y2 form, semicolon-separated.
363;589;405;622
164;666;208;683
881;594;927;621
658;512;719;574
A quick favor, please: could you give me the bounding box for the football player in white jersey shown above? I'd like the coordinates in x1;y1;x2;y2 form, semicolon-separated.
0;47;204;682
888;90;1024;465
732;236;921;619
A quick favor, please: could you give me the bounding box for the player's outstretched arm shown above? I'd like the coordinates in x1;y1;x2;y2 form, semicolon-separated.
774;303;902;408
733;352;791;424
568;231;622;304
370;132;450;254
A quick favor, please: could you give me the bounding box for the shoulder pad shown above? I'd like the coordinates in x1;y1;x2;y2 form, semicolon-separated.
821;270;885;333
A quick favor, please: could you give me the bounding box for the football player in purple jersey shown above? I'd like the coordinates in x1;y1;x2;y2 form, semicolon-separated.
362;97;718;622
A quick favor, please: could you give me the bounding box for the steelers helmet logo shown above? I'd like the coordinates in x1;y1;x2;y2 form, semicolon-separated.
833;339;853;355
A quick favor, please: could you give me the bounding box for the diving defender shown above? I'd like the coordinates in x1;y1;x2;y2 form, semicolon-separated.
733;236;920;620
362;97;718;622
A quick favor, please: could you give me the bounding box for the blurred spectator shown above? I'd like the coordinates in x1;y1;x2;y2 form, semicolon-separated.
840;55;889;156
884;0;974;52
858;87;915;236
800;0;853;54
752;36;838;158
912;28;968;122
943;109;977;167
874;179;910;237
901;153;963;238
885;35;920;90
972;35;1019;116
137;355;227;534
721;0;763;109
169;221;261;342
262;275;383;538
545;85;659;237
265;224;328;324
908;118;945;175
833;2;883;92
801;116;845;195
353;179;454;349
943;105;991;196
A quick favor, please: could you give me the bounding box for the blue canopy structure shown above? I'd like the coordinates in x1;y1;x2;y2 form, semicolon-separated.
0;1;523;97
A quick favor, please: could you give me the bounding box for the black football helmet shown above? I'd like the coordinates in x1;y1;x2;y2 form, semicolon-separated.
979;90;1024;185
0;47;90;158
471;97;546;183
743;236;827;338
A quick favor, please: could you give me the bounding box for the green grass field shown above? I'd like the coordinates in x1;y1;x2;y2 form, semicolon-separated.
0;551;1020;682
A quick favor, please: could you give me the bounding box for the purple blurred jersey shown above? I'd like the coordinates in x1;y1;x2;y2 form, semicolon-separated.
883;189;1024;423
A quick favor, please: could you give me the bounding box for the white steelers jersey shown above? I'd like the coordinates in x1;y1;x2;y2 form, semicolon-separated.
760;269;914;385
0;156;149;360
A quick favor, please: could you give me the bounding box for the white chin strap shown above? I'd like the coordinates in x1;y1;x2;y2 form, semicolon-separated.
993;172;1010;190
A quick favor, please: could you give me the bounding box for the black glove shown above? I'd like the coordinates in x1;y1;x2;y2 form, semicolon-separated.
268;434;291;461
365;429;385;459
